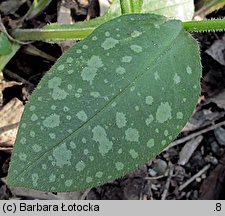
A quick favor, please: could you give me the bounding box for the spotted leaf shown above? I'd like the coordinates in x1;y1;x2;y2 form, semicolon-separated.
7;14;201;192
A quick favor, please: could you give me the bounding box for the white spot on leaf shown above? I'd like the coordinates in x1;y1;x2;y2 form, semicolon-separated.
130;45;142;53
52;87;68;100
116;66;126;75
186;66;192;74
105;31;110;37
43;113;60;128
101;37;119;50
147;139;155;148
154;72;160;80
66;57;73;63
96;171;103;178
129;149;138;159
49;174;56;182
161;140;167;145
65;179;73;187
156;102;172;123
173;73;181;84
164;130;169;136
57;65;65;71
49;133;56;139
116;112;127;128
146;96;153;105
176;112;184;119
90;92;100;98
52;143;72;168
125;128;139;142
32;144;42;153
81;55;103;84
145;114;154;126
69;141;76;149
76;161;86;172
68;69;74;74
76;110;87;122
31;114;38;121
115;162;124;171
19;153;27;161
131;30;142;38
29;105;36;111
20;137;26;144
92;125;113;156
30;131;35;137
31;173;39;186
121;56;132;63
86;177;93;183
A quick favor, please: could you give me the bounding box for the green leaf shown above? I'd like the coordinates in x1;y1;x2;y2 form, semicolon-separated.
142;0;194;21
26;0;53;20
7;13;201;192
195;0;225;17
101;0;194;21
120;0;144;13
0;32;12;55
0;43;20;70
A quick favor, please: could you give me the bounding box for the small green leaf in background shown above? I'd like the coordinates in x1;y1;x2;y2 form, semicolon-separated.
7;13;201;192
195;0;225;17
0;42;20;71
104;0;195;21
0;32;12;55
26;0;52;20
142;0;194;20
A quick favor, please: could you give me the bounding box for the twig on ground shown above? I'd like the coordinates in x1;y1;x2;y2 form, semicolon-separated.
80;189;91;200
179;164;211;191
165;120;225;151
0;122;19;135
145;180;154;200
3;69;35;88
161;164;174;200
0;147;12;151
145;175;165;180
178;135;203;165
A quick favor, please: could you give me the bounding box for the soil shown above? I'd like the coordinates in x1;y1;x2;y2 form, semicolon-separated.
1;0;225;200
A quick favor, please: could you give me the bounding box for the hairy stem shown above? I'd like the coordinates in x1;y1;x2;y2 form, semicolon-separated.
182;19;225;32
9;28;94;41
9;18;225;42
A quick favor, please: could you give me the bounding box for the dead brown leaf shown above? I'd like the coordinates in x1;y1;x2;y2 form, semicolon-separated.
0;98;24;147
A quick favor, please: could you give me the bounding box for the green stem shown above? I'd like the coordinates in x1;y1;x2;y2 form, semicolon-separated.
9;18;225;42
120;0;132;14
182;19;225;32
119;0;143;14
9;28;94;41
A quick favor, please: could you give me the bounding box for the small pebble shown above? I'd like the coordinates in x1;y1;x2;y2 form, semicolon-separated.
210;141;221;156
201;174;206;179
205;155;218;165
151;159;168;175
196;177;201;182
148;169;157;177
151;184;158;191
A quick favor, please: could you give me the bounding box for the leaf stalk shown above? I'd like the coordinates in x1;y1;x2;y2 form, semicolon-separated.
182;19;225;32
